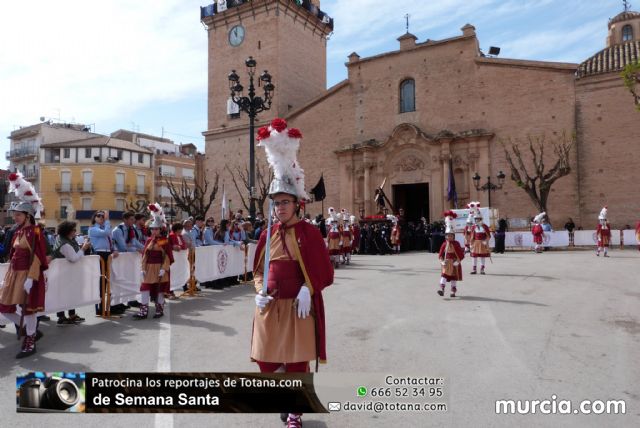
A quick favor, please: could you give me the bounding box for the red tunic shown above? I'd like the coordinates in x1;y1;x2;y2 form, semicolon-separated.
439;240;465;281
0;225;49;315
532;224;544;244
327;230;341;255
463;225;473;247
471;224;491;257
169;232;187;250
341;230;353;254
140;237;174;295
596;223;611;247
390;225;401;245
253;221;334;362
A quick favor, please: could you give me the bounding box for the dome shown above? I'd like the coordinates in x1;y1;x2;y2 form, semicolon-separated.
608;10;640;28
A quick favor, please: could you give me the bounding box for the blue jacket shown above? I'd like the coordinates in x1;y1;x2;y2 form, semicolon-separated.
89;221;114;252
112;223;144;252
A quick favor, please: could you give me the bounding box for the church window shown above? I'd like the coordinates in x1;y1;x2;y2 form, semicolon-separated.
400;79;415;113
622;25;633;42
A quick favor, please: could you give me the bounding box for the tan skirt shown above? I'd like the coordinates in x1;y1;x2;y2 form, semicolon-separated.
251;297;316;363
0;269;29;306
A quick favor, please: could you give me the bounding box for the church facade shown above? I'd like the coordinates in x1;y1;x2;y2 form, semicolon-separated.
202;0;640;228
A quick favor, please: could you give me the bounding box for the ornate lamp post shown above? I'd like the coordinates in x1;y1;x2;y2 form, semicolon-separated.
228;57;275;220
472;170;506;208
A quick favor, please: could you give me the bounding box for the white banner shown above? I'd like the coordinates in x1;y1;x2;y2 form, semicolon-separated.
246;243;257;272
622;229;639;246
109;252;142;304
170;249;190;291
573;230;621;246
0;256;101;315
505;231;569;247
194;244;247;283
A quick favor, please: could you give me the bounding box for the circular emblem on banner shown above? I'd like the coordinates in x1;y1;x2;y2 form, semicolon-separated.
217;249;228;274
514;233;523;247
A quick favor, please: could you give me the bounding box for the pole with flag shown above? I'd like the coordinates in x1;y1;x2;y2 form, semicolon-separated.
447;158;458;209
221;183;228;220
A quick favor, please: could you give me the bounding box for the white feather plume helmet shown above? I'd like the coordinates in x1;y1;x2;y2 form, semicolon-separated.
533;212;546;224
256;118;308;200
443;210;458;234
598;206;608;220
147;202;166;228
8;171;44;217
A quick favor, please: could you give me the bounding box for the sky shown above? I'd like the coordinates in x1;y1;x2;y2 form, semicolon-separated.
0;0;627;169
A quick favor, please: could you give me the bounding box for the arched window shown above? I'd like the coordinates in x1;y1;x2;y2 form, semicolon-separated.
622;24;633;42
400;79;415;113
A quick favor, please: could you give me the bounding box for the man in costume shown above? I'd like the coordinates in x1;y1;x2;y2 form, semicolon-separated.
390;215;401;254
133;203;174;319
326;208;341;268
470;210;491;274
252;118;334;428
531;212;545;253
463;205;475;254
341;212;353;265
438;211;464;297
350;215;361;255
596;207;611;257
0;172;48;358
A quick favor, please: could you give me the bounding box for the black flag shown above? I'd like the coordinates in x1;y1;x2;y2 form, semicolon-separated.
310;174;326;201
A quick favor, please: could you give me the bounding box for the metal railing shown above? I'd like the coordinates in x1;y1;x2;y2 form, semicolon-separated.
6;147;38;160
135;186;150;196
77;183;94;193
55;184;73;192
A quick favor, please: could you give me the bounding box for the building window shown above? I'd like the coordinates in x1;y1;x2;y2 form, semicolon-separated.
138;153;144;163
82;198;92;210
622;24;634;42
63;148;71;158
117;149;123;160
160;165;176;177
182;168;194;179
85;148;91;158
400;79;415;113
115;199;125;211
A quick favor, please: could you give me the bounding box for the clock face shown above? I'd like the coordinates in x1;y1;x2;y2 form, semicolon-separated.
229;25;245;47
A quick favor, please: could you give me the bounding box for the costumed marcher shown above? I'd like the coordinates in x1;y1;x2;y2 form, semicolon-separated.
470;209;491;274
437;211;464;297
0;172;48;358
133;203;174;320
341;212;353;265
463;204;476;254
596;207;611;257
350;215;361;255
531;212;545;253
252;118;334;428
390;215;401;254
326;208;341;268
635;220;640;252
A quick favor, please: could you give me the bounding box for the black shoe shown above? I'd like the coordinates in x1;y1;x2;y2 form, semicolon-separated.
0;324;5;328
132;313;148;320
470;270;477;274
57;317;75;325
153;312;164;319
437;289;444;296
68;315;85;323
480;271;486;275
450;293;456;298
110;306;126;315
280;413;288;423
16;347;36;359
37;315;51;322
128;301;141;308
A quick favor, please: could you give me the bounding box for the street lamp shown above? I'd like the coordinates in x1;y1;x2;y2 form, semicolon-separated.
472;170;506;208
228;56;275;220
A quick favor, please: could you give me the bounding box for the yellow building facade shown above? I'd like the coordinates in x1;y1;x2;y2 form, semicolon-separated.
39;136;154;231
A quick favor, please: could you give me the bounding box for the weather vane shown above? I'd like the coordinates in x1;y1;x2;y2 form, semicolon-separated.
624;0;631;12
405;13;410;33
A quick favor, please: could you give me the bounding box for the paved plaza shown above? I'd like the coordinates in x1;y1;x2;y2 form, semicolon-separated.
1;249;639;427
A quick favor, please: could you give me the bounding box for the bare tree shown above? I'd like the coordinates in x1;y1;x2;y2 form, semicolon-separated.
165;172;219;218
125;199;150;214
225;159;273;217
501;132;575;220
622;61;640;111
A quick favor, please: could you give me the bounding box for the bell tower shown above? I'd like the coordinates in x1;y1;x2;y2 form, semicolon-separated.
201;0;333;131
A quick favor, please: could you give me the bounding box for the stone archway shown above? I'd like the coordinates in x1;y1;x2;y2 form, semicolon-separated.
335;123;494;221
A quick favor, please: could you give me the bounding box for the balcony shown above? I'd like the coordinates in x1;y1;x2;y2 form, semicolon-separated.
114;184;130;194
135;186;150;196
23;169;39;180
55;184;73;193
6;147;38;161
77;183;95;193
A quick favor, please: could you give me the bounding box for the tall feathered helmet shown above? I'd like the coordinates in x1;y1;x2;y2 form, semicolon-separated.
468;201;481;223
386;214;398;225
8;172;43;218
598;206;608;222
327;207;337;222
257;118;308;200
443;210;458;234
147;202;166;229
350;215;356;225
465;203;475;224
533;212;546;224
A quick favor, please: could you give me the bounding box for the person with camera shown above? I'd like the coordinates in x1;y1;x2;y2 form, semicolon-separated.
133;204;174;320
0;173;48;358
52;221;91;325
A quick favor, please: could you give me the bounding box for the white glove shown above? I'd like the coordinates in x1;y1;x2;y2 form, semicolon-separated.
159;269;166;277
453;261;460;267
296;285;311;319
440;261;446;266
23;278;34;294
255;293;273;309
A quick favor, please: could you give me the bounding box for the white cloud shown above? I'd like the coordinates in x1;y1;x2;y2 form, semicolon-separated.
0;0;207;138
